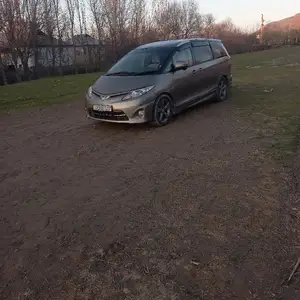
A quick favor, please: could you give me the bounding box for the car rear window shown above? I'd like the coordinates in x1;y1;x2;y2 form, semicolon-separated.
210;42;229;59
192;46;213;64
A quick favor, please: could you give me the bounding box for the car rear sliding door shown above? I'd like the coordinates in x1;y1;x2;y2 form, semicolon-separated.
191;41;217;97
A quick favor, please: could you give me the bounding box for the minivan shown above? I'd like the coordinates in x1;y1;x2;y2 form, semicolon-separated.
85;39;232;126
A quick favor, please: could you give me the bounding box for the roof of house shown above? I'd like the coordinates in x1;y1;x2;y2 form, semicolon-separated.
65;34;102;46
0;31;59;48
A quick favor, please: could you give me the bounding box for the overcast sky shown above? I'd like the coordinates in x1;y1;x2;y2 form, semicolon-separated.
196;0;300;28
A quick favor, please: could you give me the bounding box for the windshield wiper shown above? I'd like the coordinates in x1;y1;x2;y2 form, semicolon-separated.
134;70;159;76
106;71;138;76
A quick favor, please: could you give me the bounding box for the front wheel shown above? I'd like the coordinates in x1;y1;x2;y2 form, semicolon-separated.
152;94;173;126
215;77;229;102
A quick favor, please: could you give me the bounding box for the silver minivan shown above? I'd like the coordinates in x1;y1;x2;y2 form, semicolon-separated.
85;38;232;126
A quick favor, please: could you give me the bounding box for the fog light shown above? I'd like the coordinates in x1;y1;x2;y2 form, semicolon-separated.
137;109;144;118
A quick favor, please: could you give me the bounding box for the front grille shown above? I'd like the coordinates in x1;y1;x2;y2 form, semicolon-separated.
89;109;129;121
92;90;127;99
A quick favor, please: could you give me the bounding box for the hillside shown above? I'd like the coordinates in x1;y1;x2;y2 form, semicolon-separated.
265;13;300;31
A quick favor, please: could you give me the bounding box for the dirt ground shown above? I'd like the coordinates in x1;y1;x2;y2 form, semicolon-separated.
0;99;299;300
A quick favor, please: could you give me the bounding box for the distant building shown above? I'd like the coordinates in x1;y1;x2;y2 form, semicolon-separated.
0;31;73;69
0;31;103;70
65;34;103;65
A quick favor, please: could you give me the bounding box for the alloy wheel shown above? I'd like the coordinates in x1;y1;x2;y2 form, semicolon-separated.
153;96;172;126
217;78;228;101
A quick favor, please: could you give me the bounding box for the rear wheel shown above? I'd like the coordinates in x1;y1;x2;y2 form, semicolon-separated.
152;94;172;126
215;77;228;102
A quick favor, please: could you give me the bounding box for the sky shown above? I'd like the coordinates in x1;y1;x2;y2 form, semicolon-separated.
197;0;300;28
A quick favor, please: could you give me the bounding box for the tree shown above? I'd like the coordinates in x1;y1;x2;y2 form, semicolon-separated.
0;0;43;80
89;0;105;69
129;0;147;43
52;0;68;75
102;0;131;61
74;0;89;72
180;0;202;38
203;14;215;37
152;0;201;40
0;29;8;85
65;0;78;73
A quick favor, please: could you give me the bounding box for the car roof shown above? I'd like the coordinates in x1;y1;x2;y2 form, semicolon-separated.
136;38;222;50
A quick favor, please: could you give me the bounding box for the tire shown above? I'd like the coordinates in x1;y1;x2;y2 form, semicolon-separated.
215;77;229;102
152;94;173;126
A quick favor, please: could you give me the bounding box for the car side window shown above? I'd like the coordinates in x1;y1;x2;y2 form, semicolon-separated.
173;48;193;67
210;42;228;59
193;46;213;64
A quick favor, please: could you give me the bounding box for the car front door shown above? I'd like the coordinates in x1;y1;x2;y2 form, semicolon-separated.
191;42;218;97
169;47;195;108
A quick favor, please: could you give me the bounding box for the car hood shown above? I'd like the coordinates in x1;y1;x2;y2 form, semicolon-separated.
92;74;157;95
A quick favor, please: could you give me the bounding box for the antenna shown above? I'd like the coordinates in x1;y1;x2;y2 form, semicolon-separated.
260;14;265;44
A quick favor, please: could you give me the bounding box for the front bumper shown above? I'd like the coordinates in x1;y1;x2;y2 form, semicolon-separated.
85;92;155;124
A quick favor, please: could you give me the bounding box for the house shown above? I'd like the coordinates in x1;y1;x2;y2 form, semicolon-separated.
65;34;103;65
0;31;104;83
34;31;74;68
0;31;73;70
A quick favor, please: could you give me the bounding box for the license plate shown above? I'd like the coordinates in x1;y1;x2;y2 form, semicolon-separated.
93;104;112;112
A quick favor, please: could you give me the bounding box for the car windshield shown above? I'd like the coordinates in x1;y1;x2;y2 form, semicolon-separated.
106;47;174;76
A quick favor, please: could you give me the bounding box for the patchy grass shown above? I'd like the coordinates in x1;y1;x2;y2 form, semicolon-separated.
231;46;300;162
0;72;101;111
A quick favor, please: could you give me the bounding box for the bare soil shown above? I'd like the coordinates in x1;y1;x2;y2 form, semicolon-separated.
0;100;299;299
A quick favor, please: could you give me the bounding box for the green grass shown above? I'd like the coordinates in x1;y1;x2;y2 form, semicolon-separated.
0;72;101;111
231;46;300;162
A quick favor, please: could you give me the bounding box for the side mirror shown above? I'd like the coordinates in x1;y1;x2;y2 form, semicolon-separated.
172;61;188;72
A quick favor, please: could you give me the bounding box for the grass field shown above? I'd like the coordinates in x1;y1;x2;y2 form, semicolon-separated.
0;72;101;111
1;46;300;160
231;46;300;161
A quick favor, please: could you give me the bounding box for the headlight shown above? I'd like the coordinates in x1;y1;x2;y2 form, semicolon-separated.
88;86;93;97
122;86;154;101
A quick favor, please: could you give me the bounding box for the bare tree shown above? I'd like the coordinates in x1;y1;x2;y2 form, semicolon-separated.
75;0;92;72
0;24;8;84
102;0;131;61
53;0;68;75
203;13;216;37
89;0;104;42
152;0;202;40
41;0;56;74
129;0;147;43
0;0;43;81
152;0;180;40
65;0;78;73
180;0;202;38
88;0;105;69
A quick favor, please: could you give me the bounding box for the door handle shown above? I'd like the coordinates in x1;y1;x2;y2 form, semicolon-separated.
192;70;197;74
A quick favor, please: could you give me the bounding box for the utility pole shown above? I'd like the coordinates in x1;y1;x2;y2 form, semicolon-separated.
260;14;265;44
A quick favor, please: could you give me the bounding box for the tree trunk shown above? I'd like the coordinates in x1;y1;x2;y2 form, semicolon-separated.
11;52;21;82
59;46;63;76
22;59;30;81
73;45;78;74
34;48;39;79
51;46;56;75
0;55;8;85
